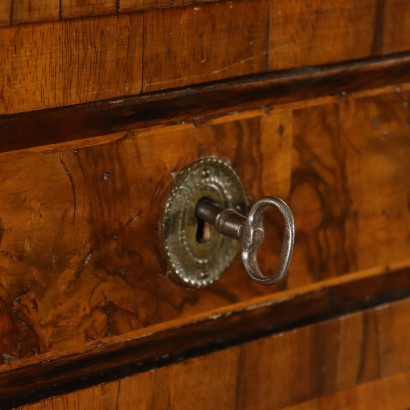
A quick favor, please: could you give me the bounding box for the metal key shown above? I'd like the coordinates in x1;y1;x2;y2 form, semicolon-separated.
195;197;295;285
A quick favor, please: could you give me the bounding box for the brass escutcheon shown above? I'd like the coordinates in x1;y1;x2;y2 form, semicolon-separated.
161;157;247;287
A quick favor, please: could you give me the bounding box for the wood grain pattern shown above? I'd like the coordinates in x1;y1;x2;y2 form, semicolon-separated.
382;0;410;54
0;262;409;408
142;0;269;92
281;371;410;410
0;0;12;27
2;55;410;153
12;0;60;25
61;0;117;19
0;14;143;115
0;111;291;361
14;297;410;410
19;372;410;410
1;1;410;113
269;0;377;70
289;90;410;287
0;88;408;368
120;0;216;12
269;0;410;69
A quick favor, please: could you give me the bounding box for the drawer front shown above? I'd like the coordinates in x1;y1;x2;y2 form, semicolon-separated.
1;84;410;365
0;111;292;357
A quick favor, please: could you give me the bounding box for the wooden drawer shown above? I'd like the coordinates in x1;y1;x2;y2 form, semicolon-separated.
1;79;410;408
2;82;409;361
0;110;292;356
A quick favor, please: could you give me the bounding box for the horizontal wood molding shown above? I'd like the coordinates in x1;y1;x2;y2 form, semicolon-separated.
1;1;410;113
1;53;410;153
1;262;410;408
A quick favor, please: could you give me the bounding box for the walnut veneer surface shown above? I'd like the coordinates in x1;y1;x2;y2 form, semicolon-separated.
1;0;410;114
0;1;409;408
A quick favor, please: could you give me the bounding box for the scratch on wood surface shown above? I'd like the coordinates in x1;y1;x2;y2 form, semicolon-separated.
147;53;266;88
73;249;94;279
59;155;77;226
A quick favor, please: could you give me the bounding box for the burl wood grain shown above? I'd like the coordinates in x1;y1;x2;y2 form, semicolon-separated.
0;262;409;408
16;297;410;410
0;88;409;364
289;90;410;287
0;112;292;361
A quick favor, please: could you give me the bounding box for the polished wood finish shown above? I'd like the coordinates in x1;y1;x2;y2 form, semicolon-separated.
12;0;60;25
120;0;211;12
2;54;410;153
383;0;410;54
0;262;409;408
1;85;409;366
1;1;410;408
269;0;376;69
0;14;143;115
282;371;410;410
0;1;12;27
0;111;292;360
61;0;117;19
142;0;269;92
290;90;410;287
15;297;410;410
0;83;408;407
20;371;410;410
1;0;408;53
2;1;410;114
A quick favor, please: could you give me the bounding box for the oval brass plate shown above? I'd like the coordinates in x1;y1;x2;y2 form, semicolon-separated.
162;157;247;287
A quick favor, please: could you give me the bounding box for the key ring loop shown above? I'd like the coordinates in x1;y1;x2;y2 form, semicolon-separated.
242;197;295;285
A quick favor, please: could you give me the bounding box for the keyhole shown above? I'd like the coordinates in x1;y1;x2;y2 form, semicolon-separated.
196;217;212;244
